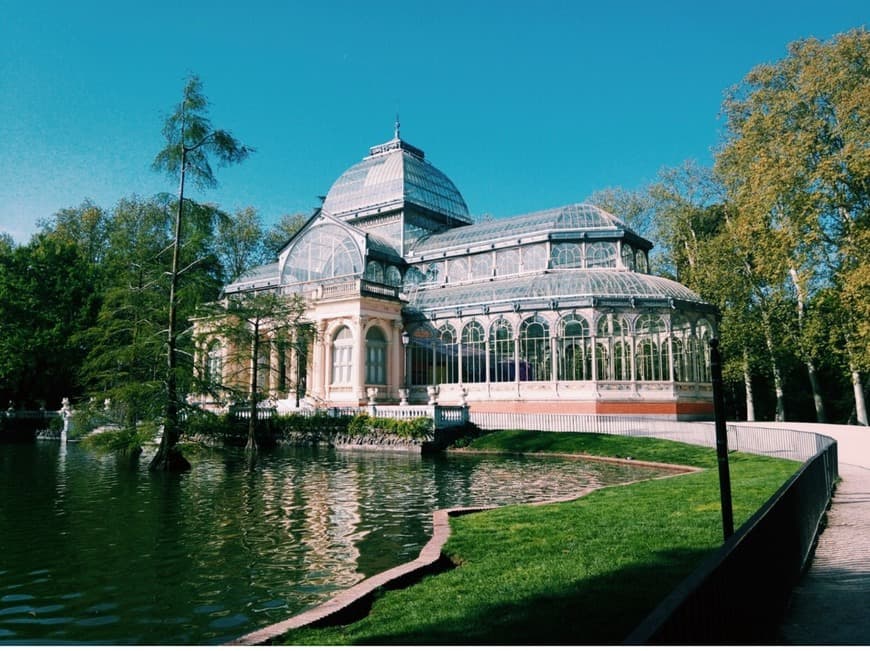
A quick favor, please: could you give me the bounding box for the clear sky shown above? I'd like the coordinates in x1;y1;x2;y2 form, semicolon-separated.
1;0;866;244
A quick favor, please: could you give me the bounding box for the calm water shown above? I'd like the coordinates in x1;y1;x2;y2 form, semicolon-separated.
0;440;665;644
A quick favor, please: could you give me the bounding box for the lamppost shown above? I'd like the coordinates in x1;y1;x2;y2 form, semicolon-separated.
400;330;410;405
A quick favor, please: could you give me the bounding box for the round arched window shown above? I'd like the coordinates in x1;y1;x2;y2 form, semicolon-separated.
365;327;387;385
331;326;353;385
282;224;362;284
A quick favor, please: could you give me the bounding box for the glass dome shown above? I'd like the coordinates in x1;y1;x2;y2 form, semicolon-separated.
321;137;471;223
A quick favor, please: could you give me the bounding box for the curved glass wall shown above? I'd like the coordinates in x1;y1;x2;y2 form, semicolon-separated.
407;312;712;388
283;224;362;284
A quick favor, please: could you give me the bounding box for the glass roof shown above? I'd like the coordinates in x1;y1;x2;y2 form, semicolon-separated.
410;269;707;311
224;262;279;293
409;203;646;254
321;137;471;223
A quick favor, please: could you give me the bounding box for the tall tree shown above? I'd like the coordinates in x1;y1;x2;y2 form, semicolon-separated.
195;292;309;450
716;28;870;425
151;75;252;470
0;234;99;409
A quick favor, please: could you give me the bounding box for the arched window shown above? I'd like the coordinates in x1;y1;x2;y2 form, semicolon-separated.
597;314;631;381
520;316;551;381
550;243;582;269
489;318;514;383
385;265;402;287
409;327;434;386
331;326;353;386
671;338;687;382
257;341;271;395
596;342;610;381
205;341;222;386
365;327;387;385
636;315;667;381
365;260;384;284
696;319;714;383
461;321;486;383
557;315;591;381
587;242;617;268
636;250;649;273
438;324;459;384
283;224;362;283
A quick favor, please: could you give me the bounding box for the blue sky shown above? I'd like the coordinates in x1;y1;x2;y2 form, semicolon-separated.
1;0;866;244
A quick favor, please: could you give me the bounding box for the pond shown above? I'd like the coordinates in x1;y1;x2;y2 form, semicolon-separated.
0;440;668;644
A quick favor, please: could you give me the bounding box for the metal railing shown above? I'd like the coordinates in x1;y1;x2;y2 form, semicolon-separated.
625;435;837;643
470;413;830;462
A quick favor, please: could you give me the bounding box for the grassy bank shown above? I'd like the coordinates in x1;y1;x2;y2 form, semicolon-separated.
282;430;800;645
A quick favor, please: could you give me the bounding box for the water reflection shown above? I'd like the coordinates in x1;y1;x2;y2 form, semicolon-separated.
0;441;667;644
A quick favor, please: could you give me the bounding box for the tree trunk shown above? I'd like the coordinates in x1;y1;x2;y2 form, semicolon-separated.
150;146;191;472
806;359;827;423
247;320;259;452
761;309;786;422
743;348;756;421
851;364;869;426
789;268;826;422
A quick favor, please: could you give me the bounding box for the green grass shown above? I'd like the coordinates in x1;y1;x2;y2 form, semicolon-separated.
282;430;800;645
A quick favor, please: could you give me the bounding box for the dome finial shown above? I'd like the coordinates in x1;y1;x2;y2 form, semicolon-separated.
394;113;401;140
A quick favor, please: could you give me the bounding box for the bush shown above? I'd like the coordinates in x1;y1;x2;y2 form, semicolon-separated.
348;414;433;440
81;422;155;454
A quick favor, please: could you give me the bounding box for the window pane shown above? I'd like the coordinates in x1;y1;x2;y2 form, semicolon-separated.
550;242;582;269
523;244;547;272
495;248;519;276
461;321;486;383
489;319;514;382
520;316;551;381
365;327;387;384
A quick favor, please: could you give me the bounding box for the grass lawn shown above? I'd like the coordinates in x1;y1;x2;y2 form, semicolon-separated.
282;430;800;645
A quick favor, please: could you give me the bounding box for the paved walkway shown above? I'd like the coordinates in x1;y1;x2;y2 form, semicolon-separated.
751;422;870;644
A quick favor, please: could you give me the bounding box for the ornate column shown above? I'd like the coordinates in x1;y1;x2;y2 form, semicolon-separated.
391;320;403;402
313;320;327;402
268;336;280;399
353;317;366;403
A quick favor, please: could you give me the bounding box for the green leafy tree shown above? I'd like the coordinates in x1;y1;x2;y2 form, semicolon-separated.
0;234;99;409
263;212;307;254
215;206;268;282
585;186;655;240
75;195;226;437
77;198;175;432
151;75;252;470
37;200;109;270
716;28;870;425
